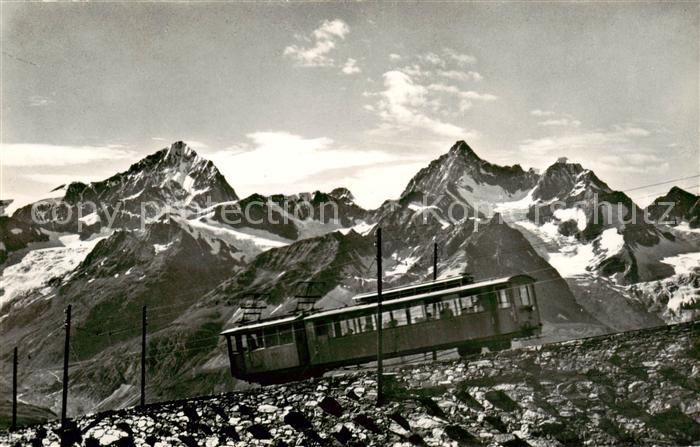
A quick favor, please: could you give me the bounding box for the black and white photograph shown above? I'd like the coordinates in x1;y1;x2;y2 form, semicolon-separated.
1;2;699;446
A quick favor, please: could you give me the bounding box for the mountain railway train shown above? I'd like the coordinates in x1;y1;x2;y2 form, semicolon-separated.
221;274;542;384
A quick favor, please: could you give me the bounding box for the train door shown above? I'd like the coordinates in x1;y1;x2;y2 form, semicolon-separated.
484;290;499;331
294;321;310;365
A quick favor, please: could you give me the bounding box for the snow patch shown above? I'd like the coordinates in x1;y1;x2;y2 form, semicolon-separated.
183;216;290;260
674;222;700;234
456;174;530;207
598;228;625;257
1;233;108;308
661;252;700;276
547;243;596;277
153;243;172;254
79;212;101;226
386;256;419;277
553;207;587;231
338;221;375;236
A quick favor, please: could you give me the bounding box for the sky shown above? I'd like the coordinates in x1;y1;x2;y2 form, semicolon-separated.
1;2;698;212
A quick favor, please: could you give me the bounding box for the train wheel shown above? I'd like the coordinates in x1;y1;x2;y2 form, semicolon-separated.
457;345;481;357
484;339;511;352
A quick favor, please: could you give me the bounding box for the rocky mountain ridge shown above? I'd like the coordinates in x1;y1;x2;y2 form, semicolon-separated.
1;139;698;427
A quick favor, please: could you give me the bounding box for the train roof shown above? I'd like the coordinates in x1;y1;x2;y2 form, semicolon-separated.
220;274;534;336
351;274;467;304
221;315;302;336
306;274;534;320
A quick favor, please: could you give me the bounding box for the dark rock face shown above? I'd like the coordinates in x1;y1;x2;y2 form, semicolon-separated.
204;230;376;313
0;215;48;264
646;186;700;228
2;322;696;446
210;190;370;242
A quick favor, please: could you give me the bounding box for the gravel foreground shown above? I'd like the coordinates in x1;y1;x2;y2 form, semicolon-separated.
2;322;699;447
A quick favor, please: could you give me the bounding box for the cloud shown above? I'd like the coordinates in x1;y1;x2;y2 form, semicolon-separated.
1;143;136;167
437;70;483;82
427;83;497;112
518;124;662;176
23;173;104;186
427;84;497;101
341;58;361;75
443;48;477;66
283;19;350;67
415;48;476;70
367;70;472;139
538;118;581;127
183;140;209;149
417;52;445;67
28;95;54;107
530;109;555;117
207;131;404;194
531;109;581;127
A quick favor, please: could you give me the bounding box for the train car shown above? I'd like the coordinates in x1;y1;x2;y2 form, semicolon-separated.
221;274;541;384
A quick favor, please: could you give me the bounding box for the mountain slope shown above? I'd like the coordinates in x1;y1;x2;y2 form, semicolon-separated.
12;142;239;235
0;214;48;264
646;186;700;228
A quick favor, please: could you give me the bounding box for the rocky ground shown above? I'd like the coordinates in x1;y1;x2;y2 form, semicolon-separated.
1;322;698;447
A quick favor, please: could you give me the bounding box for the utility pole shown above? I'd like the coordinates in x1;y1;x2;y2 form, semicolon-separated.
376;227;383;407
140;305;147;408
432;243;438;361
433;242;438;281
11;347;17;431
61;304;71;428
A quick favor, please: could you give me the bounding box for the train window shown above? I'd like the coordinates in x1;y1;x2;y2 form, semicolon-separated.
363;315;376;332
279;325;294;345
423;302;438;321
247;333;262;351
441;294;460;316
263;328;279;347
339;319;355;336
438;301;455;319
458;296;478;313
383;309;408;328
314;321;329;337
519;286;532;306
498;289;511;309
236;335;246;353
408;304;424;323
458;296;471;312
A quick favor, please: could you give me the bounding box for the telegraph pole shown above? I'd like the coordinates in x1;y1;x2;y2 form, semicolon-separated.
140;305;147;407
433;242;438;281
11;347;17;431
376;227;383;407
432;243;438;361
61;304;71;427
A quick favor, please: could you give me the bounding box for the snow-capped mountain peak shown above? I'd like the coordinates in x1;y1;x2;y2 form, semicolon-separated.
12;141;239;234
531;159;612;203
401;140;538;204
